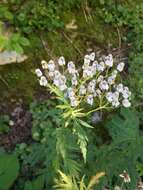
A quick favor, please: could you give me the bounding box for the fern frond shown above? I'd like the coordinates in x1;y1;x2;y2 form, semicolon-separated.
54;171;78;190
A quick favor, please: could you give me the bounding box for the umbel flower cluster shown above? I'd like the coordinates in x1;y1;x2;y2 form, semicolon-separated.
35;52;131;110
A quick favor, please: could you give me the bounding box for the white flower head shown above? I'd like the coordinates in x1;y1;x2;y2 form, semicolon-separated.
107;76;115;85
96;89;102;97
79;85;86;95
39;76;48;86
122;99;131;107
89;52;95;61
71;74;78;86
54;70;61;78
53;78;60;87
67;87;75;98
92;61;97;73
35;69;42;77
83;66;94;78
117;62;125;72
106;92;113;103
61;75;66;83
68;61;76;74
96;61;105;72
49;71;54;77
112;100;120;107
53;74;67;90
70;97;78;107
58;56;65;66
87;95;94;105
48;60;55;72
59;84;67;91
122;86;131;99
119;170;131;183
97;75;104;83
41;60;48;69
84;54;90;65
105;54;113;67
116;83;124;93
87;80;96;93
99;80;109;90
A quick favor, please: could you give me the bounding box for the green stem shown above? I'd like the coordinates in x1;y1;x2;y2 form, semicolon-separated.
86;104;110;115
120;181;124;190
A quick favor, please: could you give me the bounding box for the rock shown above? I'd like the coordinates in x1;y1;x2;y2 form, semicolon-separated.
0;51;28;65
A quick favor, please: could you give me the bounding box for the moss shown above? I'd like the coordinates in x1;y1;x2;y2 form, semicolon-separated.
0;61;37;103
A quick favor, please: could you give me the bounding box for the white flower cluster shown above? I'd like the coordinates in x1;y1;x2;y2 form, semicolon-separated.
35;52;131;108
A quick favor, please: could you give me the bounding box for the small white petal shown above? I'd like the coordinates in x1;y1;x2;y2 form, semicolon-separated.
59;84;67;91
79;85;86;95
87;95;94;105
112;100;120;107
116;83;124;92
122;87;131;99
53;78;60;86
41;60;48;69
89;52;95;61
68;61;77;74
67;88;75;98
107;76;115;85
117;62;125;72
54;70;61;78
58;56;65;66
49;72;54;77
97;75;104;83
84;55;90;65
105;54;113;67
71;74;78;86
96;89;102;97
70;97;78;107
122;99;131;107
83;66;94;78
106;92;113;102
96;61;105;72
35;69;42;77
99;80;109;90
39;76;48;86
47;60;55;72
87;80;96;93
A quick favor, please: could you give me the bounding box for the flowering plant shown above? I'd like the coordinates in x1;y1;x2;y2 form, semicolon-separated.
35;52;131;121
35;52;131;162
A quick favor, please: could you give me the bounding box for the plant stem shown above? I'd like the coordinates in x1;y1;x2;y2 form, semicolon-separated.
120;181;124;190
86;104;110;115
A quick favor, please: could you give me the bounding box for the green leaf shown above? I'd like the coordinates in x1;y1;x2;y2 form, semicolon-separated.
0;115;10;134
12;43;24;54
78;119;93;129
20;37;30;46
0;153;19;190
56;105;70;110
0;35;8;50
74;120;88;163
24;175;45;190
106;108;139;142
